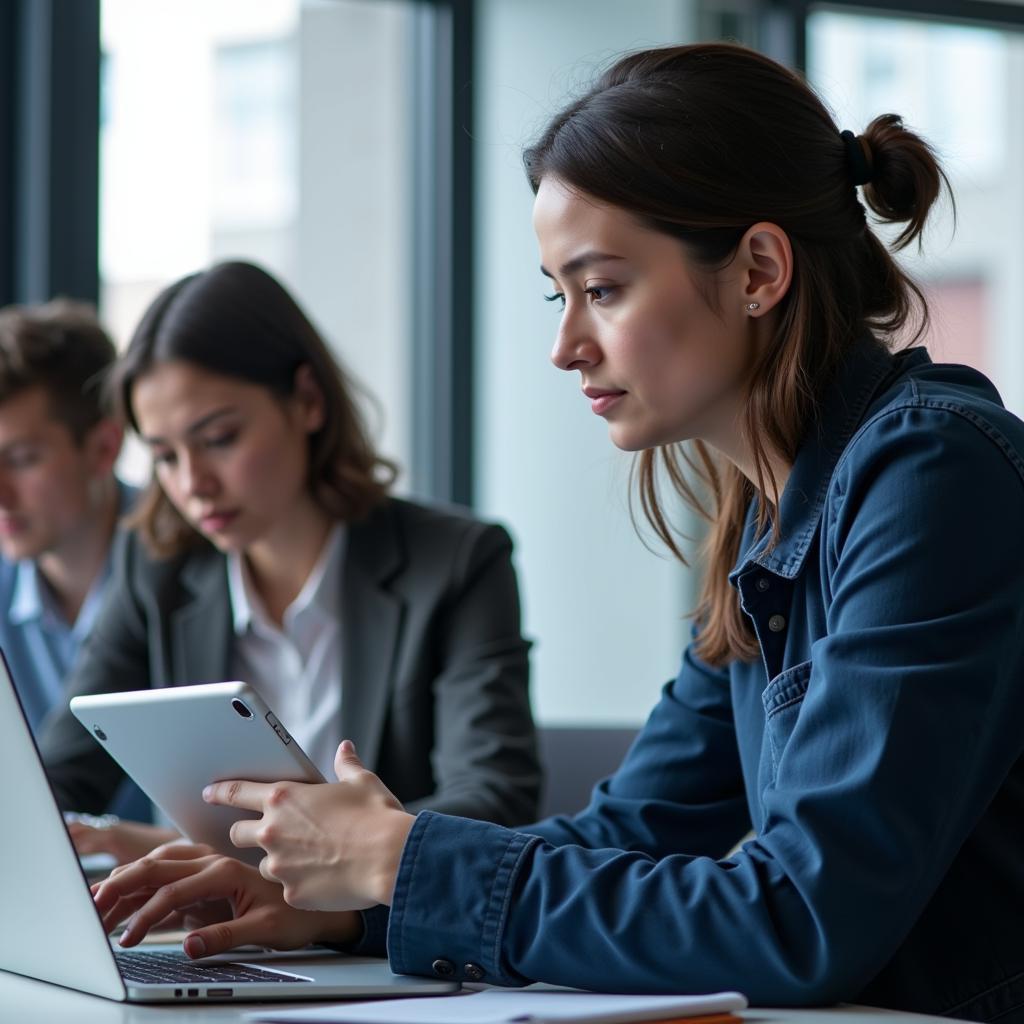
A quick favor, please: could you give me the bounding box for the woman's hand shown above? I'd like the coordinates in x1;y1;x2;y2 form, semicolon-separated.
66;818;181;865
206;740;415;912
92;845;361;957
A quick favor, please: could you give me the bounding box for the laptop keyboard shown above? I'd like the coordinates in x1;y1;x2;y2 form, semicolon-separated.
115;950;311;985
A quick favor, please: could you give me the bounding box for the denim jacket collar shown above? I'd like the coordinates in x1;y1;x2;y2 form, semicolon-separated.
729;336;914;585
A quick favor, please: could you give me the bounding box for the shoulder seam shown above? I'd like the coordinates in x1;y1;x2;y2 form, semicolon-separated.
833;397;1024;488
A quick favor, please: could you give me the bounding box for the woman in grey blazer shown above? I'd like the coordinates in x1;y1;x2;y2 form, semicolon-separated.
41;261;539;861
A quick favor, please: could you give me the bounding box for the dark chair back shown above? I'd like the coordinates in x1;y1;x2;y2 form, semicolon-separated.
537;726;638;819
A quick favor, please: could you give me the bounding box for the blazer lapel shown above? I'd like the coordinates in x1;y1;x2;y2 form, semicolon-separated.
170;548;234;686
341;502;406;772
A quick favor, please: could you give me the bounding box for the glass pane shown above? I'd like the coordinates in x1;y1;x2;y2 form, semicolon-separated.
99;0;415;481
807;9;1024;416
473;1;697;725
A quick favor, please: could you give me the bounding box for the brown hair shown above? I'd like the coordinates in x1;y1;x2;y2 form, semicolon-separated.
0;298;117;438
524;43;949;666
113;261;396;557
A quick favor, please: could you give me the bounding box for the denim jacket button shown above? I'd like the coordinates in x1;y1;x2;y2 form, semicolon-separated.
464;963;485;981
431;958;455;978
756;577;770;592
768;614;786;633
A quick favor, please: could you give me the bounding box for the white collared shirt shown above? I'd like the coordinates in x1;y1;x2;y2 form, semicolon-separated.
226;525;346;779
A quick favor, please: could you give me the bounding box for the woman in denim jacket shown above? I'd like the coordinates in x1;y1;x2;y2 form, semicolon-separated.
97;43;1024;1022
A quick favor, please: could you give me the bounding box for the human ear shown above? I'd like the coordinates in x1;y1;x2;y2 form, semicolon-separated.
292;364;327;433
734;222;792;316
82;418;124;478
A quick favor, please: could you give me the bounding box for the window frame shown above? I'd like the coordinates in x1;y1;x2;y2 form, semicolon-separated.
0;0;101;306
755;0;1024;70
0;0;475;506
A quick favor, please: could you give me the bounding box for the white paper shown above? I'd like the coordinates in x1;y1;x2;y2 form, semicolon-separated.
246;987;747;1024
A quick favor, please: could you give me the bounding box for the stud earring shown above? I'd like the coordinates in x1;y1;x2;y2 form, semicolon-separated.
745;302;761;313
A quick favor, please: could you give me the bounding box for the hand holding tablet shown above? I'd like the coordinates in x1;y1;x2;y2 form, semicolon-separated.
70;682;324;864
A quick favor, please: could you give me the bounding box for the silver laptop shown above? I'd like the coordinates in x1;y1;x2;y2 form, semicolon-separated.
0;652;460;1003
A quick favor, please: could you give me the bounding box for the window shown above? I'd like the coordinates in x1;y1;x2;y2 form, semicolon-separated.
99;0;418;482
473;0;698;725
807;8;1024;415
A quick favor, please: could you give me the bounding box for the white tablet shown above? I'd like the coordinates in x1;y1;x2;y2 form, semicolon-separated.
70;682;325;863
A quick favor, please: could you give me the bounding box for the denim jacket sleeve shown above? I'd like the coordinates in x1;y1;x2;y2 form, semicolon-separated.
519;641;751;857
346;640;751;957
382;404;1024;1004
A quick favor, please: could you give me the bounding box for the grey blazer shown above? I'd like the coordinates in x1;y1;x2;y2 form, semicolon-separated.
40;498;540;826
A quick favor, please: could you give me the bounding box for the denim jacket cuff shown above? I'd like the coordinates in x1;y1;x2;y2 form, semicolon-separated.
386;810;538;985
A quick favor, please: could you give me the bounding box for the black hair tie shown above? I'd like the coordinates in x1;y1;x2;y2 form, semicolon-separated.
841;129;873;186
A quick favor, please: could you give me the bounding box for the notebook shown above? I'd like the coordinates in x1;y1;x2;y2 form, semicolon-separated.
246;987;749;1023
0;651;459;1003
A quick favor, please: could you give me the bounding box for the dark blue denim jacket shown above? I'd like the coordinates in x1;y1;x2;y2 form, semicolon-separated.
356;340;1024;1021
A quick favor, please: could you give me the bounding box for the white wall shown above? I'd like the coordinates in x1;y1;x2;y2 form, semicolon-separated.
295;0;413;473
473;0;699;726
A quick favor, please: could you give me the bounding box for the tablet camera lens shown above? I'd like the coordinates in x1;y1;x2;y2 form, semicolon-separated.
231;698;253;719
93;726;107;741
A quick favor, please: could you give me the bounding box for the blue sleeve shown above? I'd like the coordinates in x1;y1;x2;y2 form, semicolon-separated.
384;407;1024;1003
522;645;750;858
345;643;750;956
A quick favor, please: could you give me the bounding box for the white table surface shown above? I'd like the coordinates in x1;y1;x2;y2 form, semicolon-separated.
0;967;971;1024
